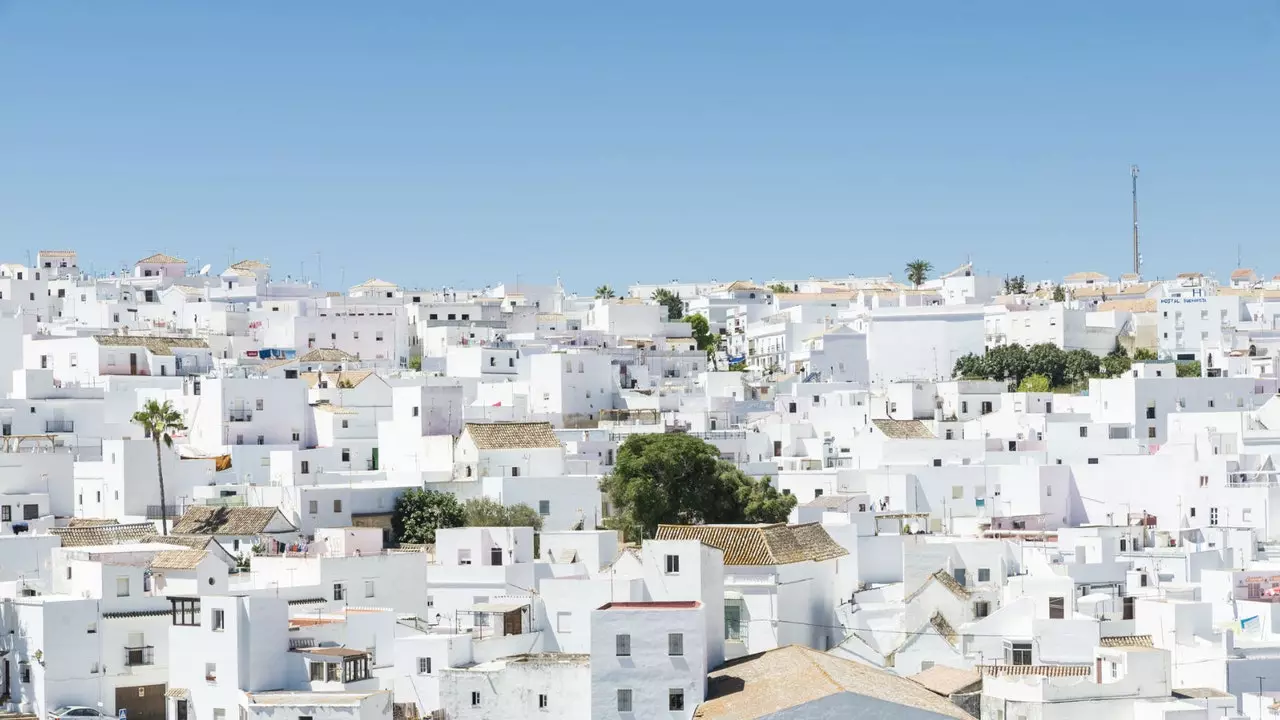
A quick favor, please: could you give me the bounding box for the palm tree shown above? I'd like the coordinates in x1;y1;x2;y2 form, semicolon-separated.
594;285;616;299
905;259;933;288
131;399;186;535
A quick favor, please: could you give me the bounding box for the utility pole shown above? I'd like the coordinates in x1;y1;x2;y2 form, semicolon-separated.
1131;165;1141;276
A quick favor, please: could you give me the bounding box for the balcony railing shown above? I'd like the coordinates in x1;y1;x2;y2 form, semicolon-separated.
228;410;253;422
45;420;75;433
146;504;182;520
125;645;154;666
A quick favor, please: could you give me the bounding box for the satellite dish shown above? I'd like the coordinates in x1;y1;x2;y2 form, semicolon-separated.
199;264;211;275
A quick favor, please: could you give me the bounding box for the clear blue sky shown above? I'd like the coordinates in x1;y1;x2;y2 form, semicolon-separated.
2;2;1278;292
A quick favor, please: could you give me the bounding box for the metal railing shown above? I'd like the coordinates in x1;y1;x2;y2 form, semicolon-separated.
146;504;182;520
45;420;75;433
228;410;253;422
125;645;154;666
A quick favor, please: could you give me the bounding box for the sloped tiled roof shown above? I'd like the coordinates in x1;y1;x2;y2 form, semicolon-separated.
696;645;974;720
801;494;860;511
150;549;209;570
68;517;120;527
980;664;1092;678
872;419;935;439
138;253;186;264
910;664;981;696
654;523;848;566
51;522;156;547
142;534;216;550
297;348;357;363
929;611;958;646
231;259;270;272
93;335;209;356
464;421;562;450
39;249;77;257
930;569;971;599
1064;271;1107;281
172;506;294;536
1100;634;1153;648
354;278;398;289
301;370;374;389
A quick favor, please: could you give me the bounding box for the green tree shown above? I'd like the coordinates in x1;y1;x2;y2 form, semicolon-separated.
601;434;796;539
1176;360;1202;378
391;488;465;544
905;259;933;288
1052;285;1067;302
682;314;716;357
953;352;988;379
131;399;187;535
767;283;792;294
984;344;1031;386
1064;348;1102;384
1133;348;1158;361
1003;275;1027;295
1027;343;1067;387
462;497;544;531
594;285;616;299
407;356;422;371
652;288;684;321
1017;374;1051;392
1101;345;1133;378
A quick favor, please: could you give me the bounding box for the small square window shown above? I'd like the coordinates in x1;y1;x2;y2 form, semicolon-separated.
665;554;680;574
616;634;631;656
538;500;550;516
117;576;130;597
669;689;685;712
471;692;481;708
417;657;432;675
668;633;684;656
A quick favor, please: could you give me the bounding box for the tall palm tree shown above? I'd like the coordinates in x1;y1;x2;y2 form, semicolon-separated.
905;259;933;288
131;399;186;535
594;285;616;299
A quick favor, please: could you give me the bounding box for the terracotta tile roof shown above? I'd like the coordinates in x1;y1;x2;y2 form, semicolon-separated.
165;688;190;700
1100;634;1153;648
39;250;77;257
51;522;156;547
464;421;562;450
93;335;210;356
910;664;981;696
1231;268;1255;280
980;664;1092;678
300;647;368;658
353;278;398;289
301;370;374;389
1064;271;1107;282
141;534;217;551
931;569;971;599
171;506;295;535
150;549;209;570
654;523;848;566
312;403;359;415
138;253;186;264
930;611;959;646
872;419;935;439
1097;298;1157;313
801;494;860;511
231;260;270;272
68;517;120;527
695;645;974;720
297;348;358;363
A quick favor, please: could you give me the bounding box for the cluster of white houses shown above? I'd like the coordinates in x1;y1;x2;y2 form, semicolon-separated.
8;251;1280;719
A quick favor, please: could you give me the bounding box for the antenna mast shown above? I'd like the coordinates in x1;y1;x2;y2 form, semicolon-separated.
1131;165;1140;276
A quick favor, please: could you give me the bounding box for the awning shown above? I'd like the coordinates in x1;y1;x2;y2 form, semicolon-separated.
166;688;190;700
468;601;528;614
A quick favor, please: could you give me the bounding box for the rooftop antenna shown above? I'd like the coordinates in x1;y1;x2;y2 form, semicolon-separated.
1131;165;1140;276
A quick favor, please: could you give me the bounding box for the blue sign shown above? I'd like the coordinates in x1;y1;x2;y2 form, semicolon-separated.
119;710;127;720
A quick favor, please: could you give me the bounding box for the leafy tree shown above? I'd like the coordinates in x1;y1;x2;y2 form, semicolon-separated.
595;285;616;299
1101;346;1132;378
767;283;793;294
682;314;716;357
652;288;684;320
407;356;422;371
984;344;1031;386
952;352;988;379
1027;343;1067;387
727;361;748;372
905;259;933;288
1052;285;1067;302
392;488;465;544
1133;348;1158;361
1017;374;1051;392
1004;275;1027;295
132;400;187;535
1064;348;1101;384
600;434;796;539
462;497;544;531
1176;360;1202;378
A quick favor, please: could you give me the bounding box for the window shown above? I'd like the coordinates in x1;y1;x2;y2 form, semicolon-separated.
256;398;264;411
341;448;350;462
981;401;993;414
945;429;954;440
117;576;131;597
952;486;963;499
1123;596;1136;620
341;419;349;429
19;663;30;683
1079;426;1088;437
1210;507;1219;526
334;499;343;512
556;612;572;633
309;500;318;514
1148;427;1157;439
412;406;419;417
665;554;680;574
301;461;310;474
69;353;78;367
538;500;550;516
292;431;301;442
417;657;432;675
333;582;346;601
1046;485;1053;497
256;435;264;445
471;692;481;708
511;466;520;477
617;689;633;712
212;609;225;631
376;331;384;342
1006;642;1032;665
961;401;968;414
1087;458;1099;465
616;634;631;656
954;568;966;586
978;568;991;582
24;504;38;520
365;580;375;598
669;689;685;712
1049;596;1065;619
538;694;548;710
206;663;217;682
668;633;684;656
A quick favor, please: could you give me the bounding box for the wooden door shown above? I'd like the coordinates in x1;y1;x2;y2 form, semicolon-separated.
116;684;166;720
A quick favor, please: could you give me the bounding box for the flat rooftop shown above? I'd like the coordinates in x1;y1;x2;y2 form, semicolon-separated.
598;601;701;610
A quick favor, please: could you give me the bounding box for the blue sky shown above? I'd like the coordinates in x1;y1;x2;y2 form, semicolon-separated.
2;2;1278;292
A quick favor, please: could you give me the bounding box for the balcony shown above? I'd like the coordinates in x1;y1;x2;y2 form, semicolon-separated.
228;410;253;422
45;420;75;433
125;645;155;666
